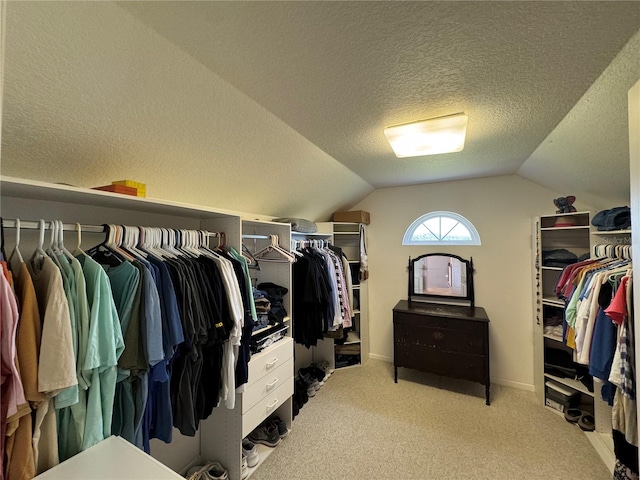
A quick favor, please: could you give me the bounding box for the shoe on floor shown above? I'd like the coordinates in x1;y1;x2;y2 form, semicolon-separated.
248;424;281;447
186;462;228;480
241;454;249;479
578;413;595;431
242;438;260;467
267;416;289;438
563;408;582;424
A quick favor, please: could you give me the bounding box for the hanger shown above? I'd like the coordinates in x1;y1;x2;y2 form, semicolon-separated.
29;219;48;266
87;224;125;266
254;234;296;263
56;220;76;263
121;225;147;260
73;222;87;256
45;220;64;269
241;243;261;270
8;218;25;266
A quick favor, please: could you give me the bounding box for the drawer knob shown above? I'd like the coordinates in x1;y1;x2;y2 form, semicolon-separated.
267;399;279;412
266;358;279;369
432;331;444;340
266;378;279;391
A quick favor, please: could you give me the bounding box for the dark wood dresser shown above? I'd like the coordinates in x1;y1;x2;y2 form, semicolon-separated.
393;300;491;405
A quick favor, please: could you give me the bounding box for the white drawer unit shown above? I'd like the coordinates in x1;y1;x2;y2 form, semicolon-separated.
242;357;294;414
242;380;295;439
248;337;294;382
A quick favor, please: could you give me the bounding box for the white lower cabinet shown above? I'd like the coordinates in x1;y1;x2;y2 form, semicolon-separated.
201;337;294;480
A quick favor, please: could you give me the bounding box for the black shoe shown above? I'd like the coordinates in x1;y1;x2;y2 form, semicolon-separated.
578;413;595;431
564;408;582;424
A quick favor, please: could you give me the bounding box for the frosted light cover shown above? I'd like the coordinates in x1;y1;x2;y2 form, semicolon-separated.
384;113;468;158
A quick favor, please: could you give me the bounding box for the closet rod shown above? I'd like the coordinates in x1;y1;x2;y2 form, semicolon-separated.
242;234;270;240
2;219;104;233
2;219;221;237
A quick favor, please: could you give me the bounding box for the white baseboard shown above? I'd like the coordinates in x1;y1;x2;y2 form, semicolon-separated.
368;353;392;363
491;378;535;392
367;354;535;392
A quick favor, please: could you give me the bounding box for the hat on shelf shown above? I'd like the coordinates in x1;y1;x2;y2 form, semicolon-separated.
554;216;577;227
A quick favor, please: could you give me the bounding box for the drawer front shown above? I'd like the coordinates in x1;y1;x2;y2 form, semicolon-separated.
394;311;485;335
248;337;293;383
242;357;294;414
396;347;487;385
395;323;485;355
242;379;294;439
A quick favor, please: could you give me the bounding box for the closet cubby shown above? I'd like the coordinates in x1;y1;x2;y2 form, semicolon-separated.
1;177;294;480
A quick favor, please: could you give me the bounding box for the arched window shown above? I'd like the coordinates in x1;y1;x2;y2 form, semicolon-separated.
402;211;481;246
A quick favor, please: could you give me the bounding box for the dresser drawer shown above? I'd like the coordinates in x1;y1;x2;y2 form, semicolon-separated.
242;357;293;414
394;323;485;355
248;337;293;384
394;311;485;335
396;347;487;385
242;379;294;438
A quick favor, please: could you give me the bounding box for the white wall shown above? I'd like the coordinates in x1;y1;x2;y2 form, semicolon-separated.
353;174;595;389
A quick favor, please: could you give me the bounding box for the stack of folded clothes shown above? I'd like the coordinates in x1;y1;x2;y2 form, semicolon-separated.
591;206;631;231
542;249;578;268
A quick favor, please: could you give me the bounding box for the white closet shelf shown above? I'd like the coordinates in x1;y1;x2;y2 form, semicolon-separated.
591;230;632;235
543;333;563;342
1;176;244;220
543;373;594;397
542;296;565;307
343;331;360;344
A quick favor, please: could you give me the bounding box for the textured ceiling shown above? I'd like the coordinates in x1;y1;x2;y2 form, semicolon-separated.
120;1;640;189
2;1;640;219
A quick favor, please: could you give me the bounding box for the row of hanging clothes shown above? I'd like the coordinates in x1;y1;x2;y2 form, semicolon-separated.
552;242;636;479
0;218;259;480
290;239;354;348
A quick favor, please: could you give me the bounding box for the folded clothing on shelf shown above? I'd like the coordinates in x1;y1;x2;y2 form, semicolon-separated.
592;206;631;231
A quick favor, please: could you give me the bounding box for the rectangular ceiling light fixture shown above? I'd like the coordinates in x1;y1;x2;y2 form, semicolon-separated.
384;112;468;158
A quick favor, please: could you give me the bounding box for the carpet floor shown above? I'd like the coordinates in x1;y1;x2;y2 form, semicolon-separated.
249;359;610;480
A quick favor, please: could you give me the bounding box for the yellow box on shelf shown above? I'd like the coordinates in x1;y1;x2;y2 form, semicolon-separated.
112;179;146;197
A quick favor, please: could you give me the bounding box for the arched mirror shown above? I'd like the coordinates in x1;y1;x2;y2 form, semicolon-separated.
408;253;474;307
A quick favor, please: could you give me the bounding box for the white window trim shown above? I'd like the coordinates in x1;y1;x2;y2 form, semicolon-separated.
402;211;481;246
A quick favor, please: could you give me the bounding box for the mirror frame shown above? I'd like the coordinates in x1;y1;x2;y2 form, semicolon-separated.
408;253;475;308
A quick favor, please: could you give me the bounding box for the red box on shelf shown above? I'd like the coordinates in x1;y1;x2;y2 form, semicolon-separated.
92;184;138;196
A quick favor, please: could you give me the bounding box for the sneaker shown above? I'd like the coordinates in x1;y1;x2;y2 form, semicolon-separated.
299;367;324;387
187;462;229;480
203;462;229;480
241;455;248;479
242;438;260;467
299;371;319;396
248;424;281;447
267;416;289;438
310;362;332;382
186;465;205;480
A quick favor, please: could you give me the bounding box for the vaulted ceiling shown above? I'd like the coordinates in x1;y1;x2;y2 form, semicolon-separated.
2;1;640;218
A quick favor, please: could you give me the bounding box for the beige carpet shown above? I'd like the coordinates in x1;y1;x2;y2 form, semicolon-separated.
249;359;611;480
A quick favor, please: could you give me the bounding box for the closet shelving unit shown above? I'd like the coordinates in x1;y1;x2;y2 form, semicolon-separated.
534;211;620;473
201;219;294;480
314;222;369;371
1;176;293;480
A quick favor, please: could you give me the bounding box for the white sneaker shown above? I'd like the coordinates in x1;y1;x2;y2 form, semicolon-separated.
242;438;260;467
241;455;249;479
200;462;229;480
